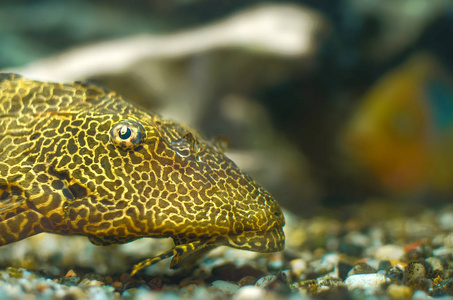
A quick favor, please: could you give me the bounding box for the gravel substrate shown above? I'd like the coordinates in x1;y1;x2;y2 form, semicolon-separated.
1;202;453;299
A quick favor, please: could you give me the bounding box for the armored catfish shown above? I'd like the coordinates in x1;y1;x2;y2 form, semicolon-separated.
0;74;285;275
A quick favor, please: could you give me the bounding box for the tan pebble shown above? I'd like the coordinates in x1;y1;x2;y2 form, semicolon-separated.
387;284;412;300
375;245;405;261
425;257;445;272
179;277;204;287
36;283;50;292
65;270;77;277
111;281;123;289
404;262;426;282
238;276;258;286
290;259;307;277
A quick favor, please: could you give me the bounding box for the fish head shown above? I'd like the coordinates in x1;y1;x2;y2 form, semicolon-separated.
66;83;285;252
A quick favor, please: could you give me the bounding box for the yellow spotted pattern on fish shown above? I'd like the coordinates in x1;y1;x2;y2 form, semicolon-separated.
0;74;285;275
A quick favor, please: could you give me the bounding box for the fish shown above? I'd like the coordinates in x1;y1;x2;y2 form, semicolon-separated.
342;54;453;194
0;73;285;275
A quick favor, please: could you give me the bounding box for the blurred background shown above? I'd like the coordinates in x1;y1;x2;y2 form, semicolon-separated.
2;0;453;219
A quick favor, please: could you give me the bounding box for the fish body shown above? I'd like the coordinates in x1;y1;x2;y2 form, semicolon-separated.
0;74;285;274
343;54;453;194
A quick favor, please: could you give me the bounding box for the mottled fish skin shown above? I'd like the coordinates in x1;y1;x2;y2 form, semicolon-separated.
0;73;285;274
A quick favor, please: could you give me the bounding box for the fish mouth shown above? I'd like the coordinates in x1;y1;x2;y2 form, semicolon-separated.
225;225;285;253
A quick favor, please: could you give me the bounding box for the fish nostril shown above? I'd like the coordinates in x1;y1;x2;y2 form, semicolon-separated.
272;211;285;226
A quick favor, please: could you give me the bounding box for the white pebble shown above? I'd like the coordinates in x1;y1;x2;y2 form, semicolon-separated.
255;275;276;288
374;244;404;260
134;289;160;300
412;290;432;300
89;287;110;300
233;286;265;300
211;280;239;294
439;211;453;230
313;253;340;274
79;278;104;287
433;246;453;256
344;274;388;291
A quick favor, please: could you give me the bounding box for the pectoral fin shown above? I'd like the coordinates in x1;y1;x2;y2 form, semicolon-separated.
131;240;217;276
130;247;176;276
0;181;46;246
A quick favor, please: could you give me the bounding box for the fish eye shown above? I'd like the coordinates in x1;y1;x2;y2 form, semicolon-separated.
110;120;146;149
119;126;132;140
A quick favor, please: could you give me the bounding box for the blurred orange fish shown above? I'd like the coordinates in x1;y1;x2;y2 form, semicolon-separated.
343;54;453;194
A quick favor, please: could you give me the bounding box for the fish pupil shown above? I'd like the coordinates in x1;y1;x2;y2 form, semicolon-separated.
119;126;132;140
